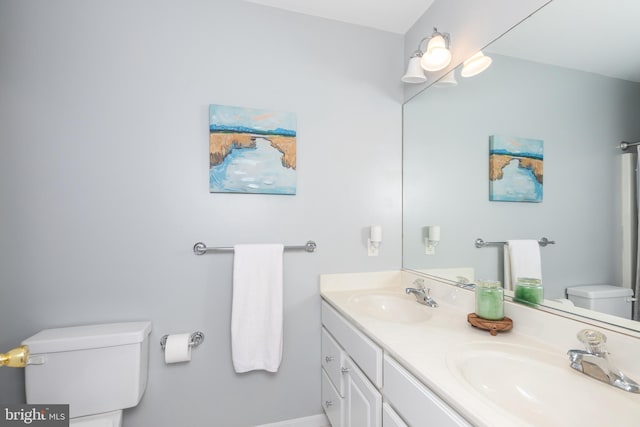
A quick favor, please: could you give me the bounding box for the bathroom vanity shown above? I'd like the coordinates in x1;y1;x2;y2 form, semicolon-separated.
320;270;640;427
321;300;469;427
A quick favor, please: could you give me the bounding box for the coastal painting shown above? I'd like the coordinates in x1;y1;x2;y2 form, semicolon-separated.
209;104;297;195
489;135;543;202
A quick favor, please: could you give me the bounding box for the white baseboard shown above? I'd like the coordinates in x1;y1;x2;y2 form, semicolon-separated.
254;413;329;427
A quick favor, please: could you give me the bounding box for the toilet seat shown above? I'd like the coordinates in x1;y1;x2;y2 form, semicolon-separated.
70;410;122;427
551;298;575;306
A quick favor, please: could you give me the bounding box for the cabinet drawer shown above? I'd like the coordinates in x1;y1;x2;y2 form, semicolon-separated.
383;355;471;427
382;402;408;427
322;368;344;427
322;327;345;396
321;301;383;388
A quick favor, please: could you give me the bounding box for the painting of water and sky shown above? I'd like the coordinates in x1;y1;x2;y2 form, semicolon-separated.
489;135;543;202
209;104;297;195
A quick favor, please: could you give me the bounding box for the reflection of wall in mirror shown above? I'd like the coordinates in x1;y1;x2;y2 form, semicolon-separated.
402;54;640;301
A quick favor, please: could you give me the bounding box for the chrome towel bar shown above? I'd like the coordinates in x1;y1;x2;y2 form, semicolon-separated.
620;140;640;151
193;240;317;255
475;237;555;248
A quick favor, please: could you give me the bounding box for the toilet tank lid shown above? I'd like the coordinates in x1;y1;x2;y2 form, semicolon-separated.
22;321;152;354
566;285;633;299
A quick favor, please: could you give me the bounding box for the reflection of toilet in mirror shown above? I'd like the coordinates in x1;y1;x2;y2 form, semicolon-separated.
565;285;634;319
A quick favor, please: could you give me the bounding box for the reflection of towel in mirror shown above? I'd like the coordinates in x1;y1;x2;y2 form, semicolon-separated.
504;240;542;290
231;244;284;373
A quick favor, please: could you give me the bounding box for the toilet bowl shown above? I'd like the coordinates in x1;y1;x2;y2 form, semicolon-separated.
21;321;152;426
566;285;634;319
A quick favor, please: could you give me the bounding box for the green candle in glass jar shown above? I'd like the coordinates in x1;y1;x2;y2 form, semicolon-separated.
514;277;543;305
475;280;504;320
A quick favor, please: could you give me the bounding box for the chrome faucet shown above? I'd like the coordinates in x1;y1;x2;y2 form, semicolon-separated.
454;276;476;290
567;329;640;393
405;279;438;308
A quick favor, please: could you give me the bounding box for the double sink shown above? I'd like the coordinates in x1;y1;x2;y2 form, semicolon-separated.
335;286;640;426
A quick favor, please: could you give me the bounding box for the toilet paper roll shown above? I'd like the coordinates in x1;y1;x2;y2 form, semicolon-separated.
164;333;192;364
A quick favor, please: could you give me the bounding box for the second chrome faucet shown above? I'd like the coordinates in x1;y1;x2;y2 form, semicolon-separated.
568;329;640;393
405;278;439;308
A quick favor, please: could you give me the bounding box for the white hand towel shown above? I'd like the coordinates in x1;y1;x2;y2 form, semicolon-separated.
504;240;542;290
231;244;284;373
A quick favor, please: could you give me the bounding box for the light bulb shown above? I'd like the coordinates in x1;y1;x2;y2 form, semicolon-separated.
461;51;493;77
420;35;452;72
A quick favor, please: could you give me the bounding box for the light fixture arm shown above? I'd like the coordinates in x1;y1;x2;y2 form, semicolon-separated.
414;28;451;54
408;49;423;59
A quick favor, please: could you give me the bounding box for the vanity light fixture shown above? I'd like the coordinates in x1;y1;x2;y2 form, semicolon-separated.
401;28;452;84
433;69;458;87
368;225;382;256
461;51;493;77
401;52;427;84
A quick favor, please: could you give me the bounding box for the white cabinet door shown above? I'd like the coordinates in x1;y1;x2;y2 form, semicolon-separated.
343;357;382;427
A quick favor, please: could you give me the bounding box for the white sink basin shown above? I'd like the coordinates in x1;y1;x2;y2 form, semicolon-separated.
447;342;640;426
347;292;432;323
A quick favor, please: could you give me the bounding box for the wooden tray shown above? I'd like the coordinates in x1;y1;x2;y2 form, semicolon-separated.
467;313;513;336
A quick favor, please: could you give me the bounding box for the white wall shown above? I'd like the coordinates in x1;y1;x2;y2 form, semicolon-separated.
0;1;403;425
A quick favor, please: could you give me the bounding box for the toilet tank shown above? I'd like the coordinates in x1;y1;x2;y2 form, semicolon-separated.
22;321;152;419
566;285;634;319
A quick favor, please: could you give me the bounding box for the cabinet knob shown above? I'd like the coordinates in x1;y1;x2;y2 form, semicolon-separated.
325;400;333;408
325;355;335;363
341;367;350;374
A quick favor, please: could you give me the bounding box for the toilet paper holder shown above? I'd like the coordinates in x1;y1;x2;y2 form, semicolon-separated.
160;331;205;351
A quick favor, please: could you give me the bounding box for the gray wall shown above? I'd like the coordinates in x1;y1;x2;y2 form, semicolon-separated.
403;54;640;298
0;1;402;425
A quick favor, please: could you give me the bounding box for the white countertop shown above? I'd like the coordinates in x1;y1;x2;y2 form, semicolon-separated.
320;270;640;427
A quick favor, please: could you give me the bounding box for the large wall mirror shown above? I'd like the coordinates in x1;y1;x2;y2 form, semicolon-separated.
403;0;640;330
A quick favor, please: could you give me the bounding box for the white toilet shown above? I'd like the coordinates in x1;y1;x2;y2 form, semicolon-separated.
566;285;634;319
21;321;152;427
